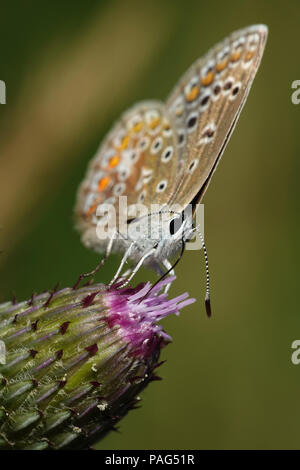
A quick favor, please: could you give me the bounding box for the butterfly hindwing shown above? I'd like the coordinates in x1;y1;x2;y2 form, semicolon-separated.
75;101;178;242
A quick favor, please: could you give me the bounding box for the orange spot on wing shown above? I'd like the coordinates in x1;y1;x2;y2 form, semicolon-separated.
132;122;143;133
186;86;199;102
148;117;160;130
117;135;129;151
201;71;214;86
244;51;254;62
230;50;242;62
108;154;121;168
216;59;228;72
98;176;110;191
87;201;98;216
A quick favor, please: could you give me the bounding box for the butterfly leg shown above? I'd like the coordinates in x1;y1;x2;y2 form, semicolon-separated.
109;241;136;286
140;259;175;298
140;240;185;298
118;267;132;281
162;259;175;294
121;248;156;288
72;230;116;289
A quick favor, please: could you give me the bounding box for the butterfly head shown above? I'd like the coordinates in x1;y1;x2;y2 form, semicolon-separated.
124;208;193;262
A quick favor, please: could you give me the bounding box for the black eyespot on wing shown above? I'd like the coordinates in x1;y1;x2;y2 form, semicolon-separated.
224;81;232;90
213;84;221;95
200;95;210;106
203;128;215;138
178;132;185;144
189;161;196;171
187;115;197;128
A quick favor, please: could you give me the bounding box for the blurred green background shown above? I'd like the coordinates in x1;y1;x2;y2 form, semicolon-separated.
0;0;299;449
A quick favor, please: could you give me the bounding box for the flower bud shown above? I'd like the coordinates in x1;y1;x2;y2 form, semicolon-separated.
0;277;194;449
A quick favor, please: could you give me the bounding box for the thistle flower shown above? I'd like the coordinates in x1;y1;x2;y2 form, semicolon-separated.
0;277;195;450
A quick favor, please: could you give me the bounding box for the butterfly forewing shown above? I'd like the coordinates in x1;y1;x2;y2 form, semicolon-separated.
165;24;268;208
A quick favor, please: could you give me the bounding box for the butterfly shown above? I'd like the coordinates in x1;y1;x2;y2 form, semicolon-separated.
74;24;268;311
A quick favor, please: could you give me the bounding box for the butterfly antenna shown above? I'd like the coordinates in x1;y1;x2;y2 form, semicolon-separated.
195;227;211;317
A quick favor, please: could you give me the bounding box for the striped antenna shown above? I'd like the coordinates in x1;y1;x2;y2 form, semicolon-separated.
195;227;211;317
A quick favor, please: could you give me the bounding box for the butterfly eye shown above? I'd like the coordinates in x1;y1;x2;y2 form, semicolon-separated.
169;215;184;236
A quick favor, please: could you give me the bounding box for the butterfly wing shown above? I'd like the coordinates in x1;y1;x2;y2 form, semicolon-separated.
165;24;268;208
75;24;268;253
75;101;179;249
